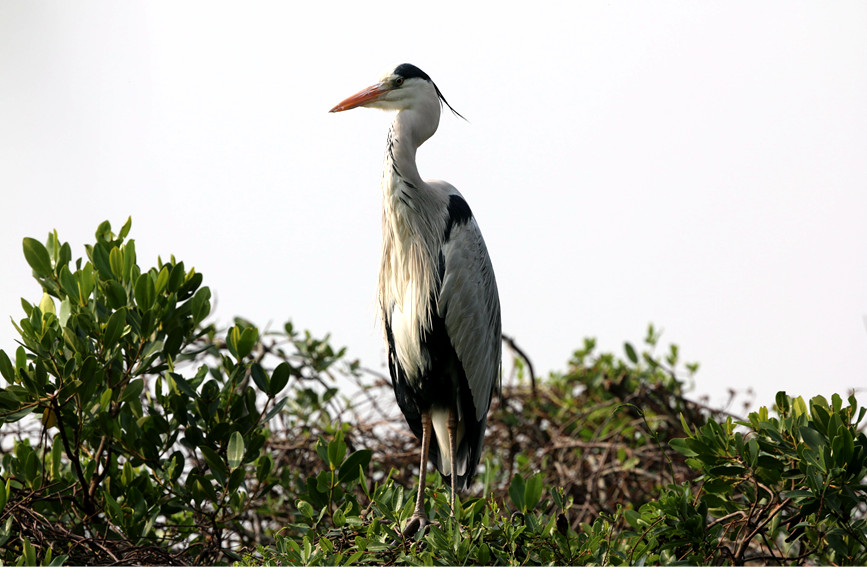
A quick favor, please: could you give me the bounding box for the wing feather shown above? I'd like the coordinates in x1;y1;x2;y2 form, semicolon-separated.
438;217;501;422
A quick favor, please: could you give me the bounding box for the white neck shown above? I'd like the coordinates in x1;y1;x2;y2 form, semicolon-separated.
377;103;446;380
384;102;440;190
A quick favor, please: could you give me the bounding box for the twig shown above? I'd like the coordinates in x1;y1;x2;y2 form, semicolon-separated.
734;497;791;563
502;334;536;395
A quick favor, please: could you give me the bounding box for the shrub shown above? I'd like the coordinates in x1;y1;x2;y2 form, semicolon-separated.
241;389;867;565
1;219;864;565
0;220;355;564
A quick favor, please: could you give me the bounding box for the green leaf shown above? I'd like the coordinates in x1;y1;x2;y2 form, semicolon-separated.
524;471;544;510
327;432;347;469
22;537;36;567
109;246;124;279
333;507;346;528
624;342;638;364
189;286;211;324
297;499;315;519
256;454;273;483
756;454;785;471
236;326;258;359
119;379;144;404
59;266;80;305
15;346;26;371
19;298;33;318
163;327;185;359
269;362;291;397
34;359;48;390
226;326;240;359
39;292;56;315
800;425;826;450
103;308;127;350
830;392;842;413
316;438;329;465
79;263;95;302
23;237;53;276
227;431;245;470
228;467;246;493
250;363;269;391
775;391;789;413
154;266;169;295
0;391;19;411
792;396;809;418
134;273;155;310
91;241;113;281
746;437;759;468
122;460;134;486
263;397;286;422
0;390;21;411
123;240;137;282
708;464;746;477
316;470;332;493
193;475;219;503
104;280;126;309
338;449;372;483
99;388;113;413
0;516;12;548
119;216;132;239
669;437;697;457
166;453;185;483
23;450;38;483
95;220;113;241
200;446;228;486
831;425;854;466
58;241;71;267
477;543;491;564
58;298;72;326
508;473;525;511
0;350;14;383
168;262;186;292
623;508;642;528
169;372;196;397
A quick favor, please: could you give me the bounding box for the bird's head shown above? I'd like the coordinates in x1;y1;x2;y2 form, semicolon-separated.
330;63;464;120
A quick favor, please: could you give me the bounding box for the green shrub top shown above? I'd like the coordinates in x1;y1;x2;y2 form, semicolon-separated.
0;220;864;566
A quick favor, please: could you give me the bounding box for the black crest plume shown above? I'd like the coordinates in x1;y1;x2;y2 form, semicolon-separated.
394;63;467;121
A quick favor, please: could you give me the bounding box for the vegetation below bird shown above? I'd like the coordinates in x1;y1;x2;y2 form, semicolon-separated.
0;219;865;565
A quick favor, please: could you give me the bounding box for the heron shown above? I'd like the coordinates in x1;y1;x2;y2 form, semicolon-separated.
330;63;501;537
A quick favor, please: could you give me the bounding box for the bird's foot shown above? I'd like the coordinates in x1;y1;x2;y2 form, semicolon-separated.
402;514;437;539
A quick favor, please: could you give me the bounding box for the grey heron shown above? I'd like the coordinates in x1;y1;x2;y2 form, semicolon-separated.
330;63;501;538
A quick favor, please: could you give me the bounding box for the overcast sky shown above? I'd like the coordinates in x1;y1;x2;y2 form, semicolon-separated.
1;2;865;411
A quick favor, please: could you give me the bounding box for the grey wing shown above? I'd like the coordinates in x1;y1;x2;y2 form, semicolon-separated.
437;217;502;422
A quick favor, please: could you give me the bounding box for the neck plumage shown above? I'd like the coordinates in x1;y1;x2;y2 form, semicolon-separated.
384;110;425;192
378;109;443;378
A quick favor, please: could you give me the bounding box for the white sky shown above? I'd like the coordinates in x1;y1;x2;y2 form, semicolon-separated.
1;2;865;411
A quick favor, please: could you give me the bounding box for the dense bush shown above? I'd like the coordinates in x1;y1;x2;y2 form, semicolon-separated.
0;220;864;565
0;220;354;564
248;357;866;565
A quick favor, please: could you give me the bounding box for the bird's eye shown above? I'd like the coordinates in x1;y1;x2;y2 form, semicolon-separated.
394;77;404;87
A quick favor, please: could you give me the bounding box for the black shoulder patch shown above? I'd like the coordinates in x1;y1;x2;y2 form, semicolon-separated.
444;194;473;241
394;63;431;82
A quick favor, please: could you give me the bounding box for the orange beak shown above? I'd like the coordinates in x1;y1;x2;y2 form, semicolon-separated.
330;82;390;113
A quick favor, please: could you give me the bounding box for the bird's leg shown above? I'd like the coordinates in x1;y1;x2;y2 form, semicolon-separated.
403;409;433;538
447;408;458;518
